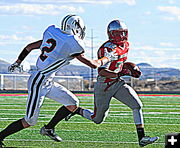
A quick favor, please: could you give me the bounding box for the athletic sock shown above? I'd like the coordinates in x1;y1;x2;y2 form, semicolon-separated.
74;107;84;115
137;127;145;142
0;119;24;140
45;106;72;129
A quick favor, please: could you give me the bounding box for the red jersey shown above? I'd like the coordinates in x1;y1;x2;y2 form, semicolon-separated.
97;40;129;83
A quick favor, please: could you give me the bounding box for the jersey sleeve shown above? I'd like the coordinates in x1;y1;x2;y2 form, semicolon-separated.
42;25;55;37
40;25;55;50
97;46;111;69
69;36;85;57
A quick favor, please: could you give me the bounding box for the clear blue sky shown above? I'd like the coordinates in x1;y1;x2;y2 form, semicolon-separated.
0;0;179;69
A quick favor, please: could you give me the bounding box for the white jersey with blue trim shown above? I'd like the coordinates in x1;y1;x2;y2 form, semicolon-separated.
36;25;85;73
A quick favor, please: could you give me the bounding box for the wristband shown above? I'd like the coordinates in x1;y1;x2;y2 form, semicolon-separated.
99;57;109;66
18;48;30;61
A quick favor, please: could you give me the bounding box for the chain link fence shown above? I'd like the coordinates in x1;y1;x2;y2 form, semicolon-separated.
0;74;84;91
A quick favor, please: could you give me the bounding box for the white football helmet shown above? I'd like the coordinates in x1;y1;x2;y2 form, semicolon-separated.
61;14;86;39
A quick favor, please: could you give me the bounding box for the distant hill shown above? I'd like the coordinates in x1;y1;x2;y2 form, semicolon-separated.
137;63;180;80
56;64;91;78
0;59;10;73
137;63;152;68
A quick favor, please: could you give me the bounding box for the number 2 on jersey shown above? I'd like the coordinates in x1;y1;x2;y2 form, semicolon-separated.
40;38;56;61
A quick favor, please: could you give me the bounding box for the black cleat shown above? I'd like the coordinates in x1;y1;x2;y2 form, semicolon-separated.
139;136;159;147
40;126;62;142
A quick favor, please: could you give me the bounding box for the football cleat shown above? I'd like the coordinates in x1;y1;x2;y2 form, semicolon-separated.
40;126;62;142
139;136;159;147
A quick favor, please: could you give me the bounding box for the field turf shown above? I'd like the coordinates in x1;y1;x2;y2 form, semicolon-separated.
0;93;180;148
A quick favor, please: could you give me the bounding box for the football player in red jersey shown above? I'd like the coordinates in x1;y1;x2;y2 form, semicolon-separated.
66;19;159;147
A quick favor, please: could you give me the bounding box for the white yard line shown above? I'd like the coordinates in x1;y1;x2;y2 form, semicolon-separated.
1;105;180;111
1;112;180;118
1;108;180;115
1;103;180;108
0;112;179;119
0;119;179;126
5;138;164;145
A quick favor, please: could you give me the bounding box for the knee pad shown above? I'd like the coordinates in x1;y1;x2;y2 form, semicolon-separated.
131;101;143;111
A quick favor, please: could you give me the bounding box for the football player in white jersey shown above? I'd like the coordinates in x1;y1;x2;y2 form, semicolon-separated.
0;15;118;147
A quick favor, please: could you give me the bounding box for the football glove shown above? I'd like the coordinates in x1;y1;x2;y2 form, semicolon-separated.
104;48;118;61
8;62;21;73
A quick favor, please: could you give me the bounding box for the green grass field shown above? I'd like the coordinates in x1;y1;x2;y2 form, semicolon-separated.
0;93;180;148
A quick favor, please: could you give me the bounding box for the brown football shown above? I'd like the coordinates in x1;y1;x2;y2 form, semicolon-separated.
122;62;141;78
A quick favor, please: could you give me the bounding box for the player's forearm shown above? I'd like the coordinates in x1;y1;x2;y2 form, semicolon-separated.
16;40;42;63
85;60;100;69
16;48;30;64
95;57;109;67
77;58;99;69
90;57;109;69
99;69;119;78
76;54;109;69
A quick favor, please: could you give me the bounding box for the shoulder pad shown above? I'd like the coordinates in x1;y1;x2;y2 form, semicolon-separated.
46;25;55;30
103;41;117;49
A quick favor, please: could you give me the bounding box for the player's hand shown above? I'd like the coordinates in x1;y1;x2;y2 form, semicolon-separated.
104;49;118;61
8;62;21;73
118;68;132;77
118;62;142;78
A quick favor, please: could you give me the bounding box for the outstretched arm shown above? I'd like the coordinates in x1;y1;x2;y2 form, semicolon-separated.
8;40;42;72
75;49;118;69
16;40;43;64
76;53;109;69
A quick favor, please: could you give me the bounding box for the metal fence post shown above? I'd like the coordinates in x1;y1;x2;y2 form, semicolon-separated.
81;78;84;91
0;74;4;90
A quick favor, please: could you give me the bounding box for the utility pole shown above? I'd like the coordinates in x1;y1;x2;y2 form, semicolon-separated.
91;29;94;89
88;29;96;90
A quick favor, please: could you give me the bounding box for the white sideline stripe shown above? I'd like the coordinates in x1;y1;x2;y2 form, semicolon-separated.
1;103;180;108
1;108;180;115
1;101;177;105
0;119;179;126
1;97;180;102
1;115;180;120
0;108;37;111
1;109;180;115
1;112;180;120
110;111;180;114
5;139;164;145
0;128;135;134
0;113;180;120
1;105;180;111
110;115;180;119
110;112;180;115
1;103;180;107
